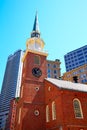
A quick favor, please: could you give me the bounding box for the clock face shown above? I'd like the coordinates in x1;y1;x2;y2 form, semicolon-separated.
32;67;42;77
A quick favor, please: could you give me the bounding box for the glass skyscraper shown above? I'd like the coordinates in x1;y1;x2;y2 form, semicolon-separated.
0;50;24;130
64;45;87;72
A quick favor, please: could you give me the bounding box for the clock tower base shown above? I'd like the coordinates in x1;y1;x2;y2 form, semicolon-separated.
14;50;47;130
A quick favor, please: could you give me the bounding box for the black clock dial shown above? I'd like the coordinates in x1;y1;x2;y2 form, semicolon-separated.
32;67;42;77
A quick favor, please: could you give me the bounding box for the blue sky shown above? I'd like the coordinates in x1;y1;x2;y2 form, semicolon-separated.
0;0;87;90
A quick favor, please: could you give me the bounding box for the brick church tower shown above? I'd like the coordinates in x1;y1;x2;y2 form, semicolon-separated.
14;13;48;130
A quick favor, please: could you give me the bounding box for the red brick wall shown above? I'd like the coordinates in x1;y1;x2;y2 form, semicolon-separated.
14;50;87;130
61;91;87;125
21;82;45;102
14;52;47;130
5;99;17;130
45;80;87;130
45;80;63;130
21;104;46;130
22;52;47;82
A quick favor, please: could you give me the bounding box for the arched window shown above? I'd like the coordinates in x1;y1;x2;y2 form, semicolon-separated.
52;101;56;120
46;105;50;122
73;99;83;118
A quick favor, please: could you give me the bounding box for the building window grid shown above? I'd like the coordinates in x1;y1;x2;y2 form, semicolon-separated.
65;46;87;71
81;79;87;83
80;74;86;79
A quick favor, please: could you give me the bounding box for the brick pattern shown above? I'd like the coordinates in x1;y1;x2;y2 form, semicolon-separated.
14;51;47;130
45;80;87;130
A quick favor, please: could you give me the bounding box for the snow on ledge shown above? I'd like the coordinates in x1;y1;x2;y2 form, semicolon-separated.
45;78;87;92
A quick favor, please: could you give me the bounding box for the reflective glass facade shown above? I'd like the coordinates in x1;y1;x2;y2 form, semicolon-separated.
64;45;87;72
0;50;24;130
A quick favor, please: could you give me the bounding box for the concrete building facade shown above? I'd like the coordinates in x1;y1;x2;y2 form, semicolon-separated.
47;59;61;79
62;64;87;84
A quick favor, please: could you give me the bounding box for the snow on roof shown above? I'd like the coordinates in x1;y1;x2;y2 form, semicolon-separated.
45;78;87;92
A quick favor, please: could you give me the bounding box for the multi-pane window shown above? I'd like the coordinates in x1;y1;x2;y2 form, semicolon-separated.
73;99;83;118
46;105;50;122
52;101;56;120
34;55;40;65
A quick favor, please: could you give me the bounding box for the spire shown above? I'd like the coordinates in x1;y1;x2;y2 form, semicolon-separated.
31;12;40;38
33;12;40;32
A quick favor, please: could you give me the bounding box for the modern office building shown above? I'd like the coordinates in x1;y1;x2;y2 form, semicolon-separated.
47;59;61;79
64;45;87;72
0;50;24;130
